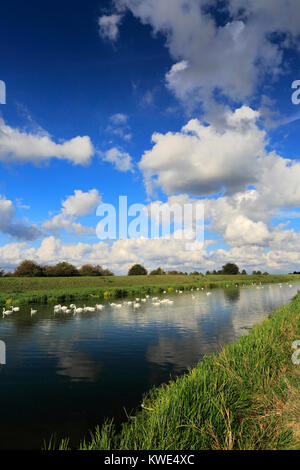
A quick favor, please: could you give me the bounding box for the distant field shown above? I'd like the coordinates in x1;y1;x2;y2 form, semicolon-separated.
0;273;299;306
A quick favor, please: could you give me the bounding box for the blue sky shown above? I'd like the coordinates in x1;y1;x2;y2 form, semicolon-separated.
1;0;300;274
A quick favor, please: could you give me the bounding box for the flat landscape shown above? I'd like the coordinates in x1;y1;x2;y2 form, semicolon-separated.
1;0;300;454
1;274;299;306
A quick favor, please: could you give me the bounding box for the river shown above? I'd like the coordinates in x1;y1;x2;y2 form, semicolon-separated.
0;281;299;449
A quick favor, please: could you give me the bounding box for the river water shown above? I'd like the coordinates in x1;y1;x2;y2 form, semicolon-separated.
0;281;299;449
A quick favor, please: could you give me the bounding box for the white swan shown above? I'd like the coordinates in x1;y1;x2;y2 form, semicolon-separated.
74;306;83;313
2;307;13;317
31;308;37;315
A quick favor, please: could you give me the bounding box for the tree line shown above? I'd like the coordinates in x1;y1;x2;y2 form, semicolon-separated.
0;260;114;277
128;263;268;276
0;261;270;277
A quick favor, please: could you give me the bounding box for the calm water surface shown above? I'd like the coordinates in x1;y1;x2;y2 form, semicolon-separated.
0;282;299;449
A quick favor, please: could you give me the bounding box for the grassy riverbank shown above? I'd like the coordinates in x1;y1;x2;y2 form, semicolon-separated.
51;290;300;450
1;274;299;307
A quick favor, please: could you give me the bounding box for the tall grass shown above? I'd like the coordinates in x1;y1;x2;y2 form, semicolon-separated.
51;291;300;450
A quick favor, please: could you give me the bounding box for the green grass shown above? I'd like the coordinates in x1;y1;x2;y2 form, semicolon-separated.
49;290;300;450
0;274;299;307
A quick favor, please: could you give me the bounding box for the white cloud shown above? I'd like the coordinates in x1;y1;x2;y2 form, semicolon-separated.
101;147;134;172
223;216;271;247
98;14;123;42
0;119;94;165
114;0;300;106
43;189;101;235
61;189;102;217
259;153;300;208
0;195;42;241
1;230;300;274
139;106;265;196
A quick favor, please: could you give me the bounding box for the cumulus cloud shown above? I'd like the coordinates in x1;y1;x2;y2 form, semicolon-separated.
0;119;94;165
1;230;300;274
114;0;300;106
98;14;123;42
43;189;101;235
139;106;266;196
101;147;134;172
0;195;42;241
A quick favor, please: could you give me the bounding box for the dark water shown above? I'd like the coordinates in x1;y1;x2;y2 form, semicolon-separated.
0;282;299;449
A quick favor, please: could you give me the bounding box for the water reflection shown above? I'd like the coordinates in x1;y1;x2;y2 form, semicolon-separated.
224;287;240;303
56;351;102;382
0;282;299;449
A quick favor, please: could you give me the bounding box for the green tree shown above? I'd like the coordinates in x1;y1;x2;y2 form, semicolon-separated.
222;263;239;275
128;264;148;276
241;269;247;275
150;267;166;275
14;260;43;277
79;264;113;276
100;268;114;276
51;262;79;277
